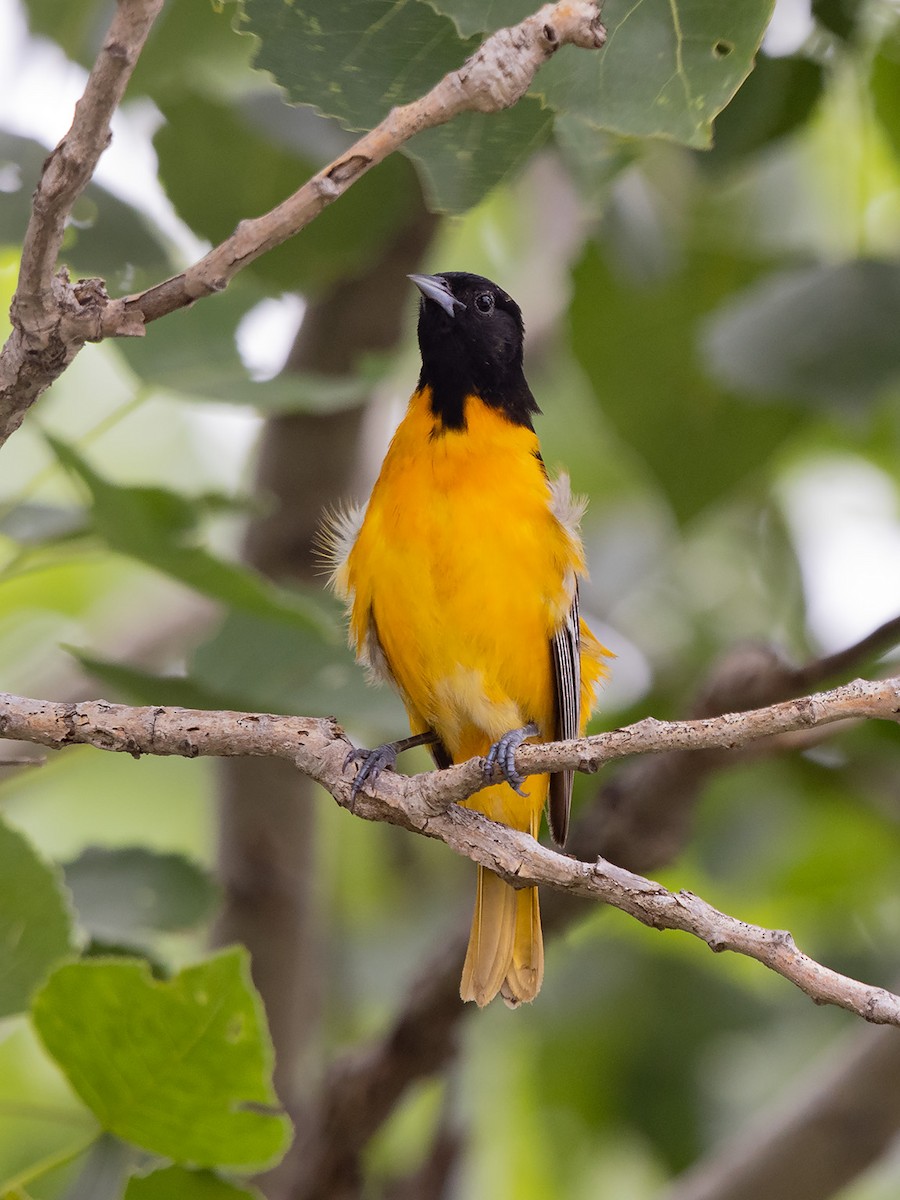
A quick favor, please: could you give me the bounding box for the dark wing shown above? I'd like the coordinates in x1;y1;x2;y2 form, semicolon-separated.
548;583;581;846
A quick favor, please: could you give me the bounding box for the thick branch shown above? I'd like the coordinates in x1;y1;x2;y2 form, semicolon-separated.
0;0;605;448
1;676;896;788
1;677;899;1027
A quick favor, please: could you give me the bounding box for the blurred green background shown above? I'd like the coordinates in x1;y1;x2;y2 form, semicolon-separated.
1;0;900;1197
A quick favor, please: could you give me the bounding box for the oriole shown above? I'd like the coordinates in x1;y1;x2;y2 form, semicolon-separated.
325;271;609;1007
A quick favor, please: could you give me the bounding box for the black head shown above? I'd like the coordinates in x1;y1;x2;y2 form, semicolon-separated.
409;271;540;432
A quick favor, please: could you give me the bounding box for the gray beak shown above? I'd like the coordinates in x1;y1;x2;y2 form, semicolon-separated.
408;273;466;318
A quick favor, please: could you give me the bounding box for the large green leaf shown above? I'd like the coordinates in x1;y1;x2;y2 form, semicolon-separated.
46;437;332;635
189;609;406;729
569;241;801;521
0;133;174;293
420;0;530;38
67;648;234;710
406;99;552;212
63;848;218;946
154;92;419;291
703;53;824;164
239;0;475;130
536;0;775;149
236;0;547;211
0;815;74;1017
70;614;403;733
125;1165;260;1200
701;260;900;409
31;951;291;1169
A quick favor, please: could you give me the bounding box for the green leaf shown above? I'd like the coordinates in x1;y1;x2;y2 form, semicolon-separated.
536;0;775;149
69;613;403;731
237;0;539;209
552;113;639;195
125;1165;260;1200
239;0;475;131
0;133;173;292
66;648;232;710
701;260;900;409
0;816;74;1017
189;609;406;728
704;53;824;164
153;92;420;292
31;951;291;1170
812;0;865;41
406;98;553;213
129;0;258;100
63;848;218;945
46;437;333;636
569;240;801;521
420;0;530;38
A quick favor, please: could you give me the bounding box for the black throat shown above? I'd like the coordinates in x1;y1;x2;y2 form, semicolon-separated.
416;333;540;433
412;271;541;433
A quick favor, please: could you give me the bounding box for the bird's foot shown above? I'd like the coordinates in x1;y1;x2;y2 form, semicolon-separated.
343;731;440;802
483;723;539;796
344;743;399;802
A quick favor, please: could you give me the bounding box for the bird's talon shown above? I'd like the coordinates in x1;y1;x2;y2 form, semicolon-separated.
484;723;539;795
344;742;399;802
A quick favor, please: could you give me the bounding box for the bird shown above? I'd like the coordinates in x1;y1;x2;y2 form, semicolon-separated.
322;271;610;1007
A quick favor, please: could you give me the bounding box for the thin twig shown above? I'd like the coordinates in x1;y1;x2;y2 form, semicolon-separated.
0;0;162;443
793;612;900;690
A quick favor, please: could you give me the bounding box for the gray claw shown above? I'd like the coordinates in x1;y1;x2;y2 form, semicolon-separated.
483;723;539;796
344;744;398;801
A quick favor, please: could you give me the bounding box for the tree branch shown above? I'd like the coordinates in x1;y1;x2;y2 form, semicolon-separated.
286;627;900;1198
0;0;162;443
0;0;606;449
1;677;899;1027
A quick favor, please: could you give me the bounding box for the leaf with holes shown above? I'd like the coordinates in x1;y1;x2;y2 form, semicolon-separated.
31;950;291;1169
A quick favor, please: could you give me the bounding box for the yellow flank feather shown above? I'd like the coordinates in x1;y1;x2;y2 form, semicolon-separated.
338;387;609;1007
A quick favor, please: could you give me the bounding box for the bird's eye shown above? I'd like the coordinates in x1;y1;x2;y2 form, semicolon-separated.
474;292;494;314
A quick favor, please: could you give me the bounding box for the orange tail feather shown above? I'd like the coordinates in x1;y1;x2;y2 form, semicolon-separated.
460;869;544;1007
